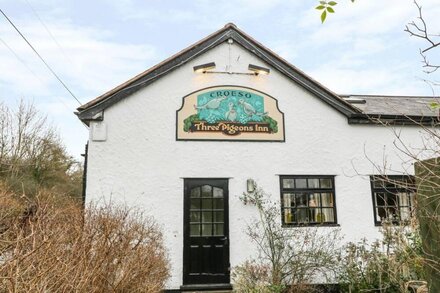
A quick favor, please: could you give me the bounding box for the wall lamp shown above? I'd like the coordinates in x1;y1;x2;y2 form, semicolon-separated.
247;178;256;193
193;62;216;73
248;64;270;75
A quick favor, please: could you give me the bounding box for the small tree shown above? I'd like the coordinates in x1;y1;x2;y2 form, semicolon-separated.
233;181;342;292
0;100;82;197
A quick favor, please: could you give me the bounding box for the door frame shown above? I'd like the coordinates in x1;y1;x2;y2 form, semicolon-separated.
182;178;231;287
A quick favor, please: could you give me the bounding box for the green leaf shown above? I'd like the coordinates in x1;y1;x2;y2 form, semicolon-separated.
316;5;326;10
328;1;337;5
320;1;326;4
321;10;327;23
429;102;440;109
327;7;335;13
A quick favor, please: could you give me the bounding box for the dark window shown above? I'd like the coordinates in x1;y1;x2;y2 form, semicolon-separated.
280;176;337;226
189;185;225;237
370;175;415;225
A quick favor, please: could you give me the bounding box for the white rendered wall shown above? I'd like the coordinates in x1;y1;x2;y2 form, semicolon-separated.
85;42;425;289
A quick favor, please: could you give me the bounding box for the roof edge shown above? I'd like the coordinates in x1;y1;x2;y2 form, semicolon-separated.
76;23;362;121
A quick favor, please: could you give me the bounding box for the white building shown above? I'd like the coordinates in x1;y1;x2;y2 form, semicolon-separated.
76;23;437;292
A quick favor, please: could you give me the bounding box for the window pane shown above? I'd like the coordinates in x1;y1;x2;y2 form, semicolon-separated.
322;208;334;222
202;211;212;223
308;193;320;207
373;178;385;188
295;179;307;189
321;193;333;207
385;206;398;220
201;185;212;197
377;207;386;221
316;210;326;223
213;224;224;236
295;193;308;207
191;187;201;198
296;208;309;223
213;198;224;209
190;211;200;223
213;211;224;222
284;208;293;224
308;178;319;188
190;224;200;236
386;194;398;207
320;178;332;188
202;199;212;210
213;187;223;198
283;179;295;188
375;193;385;207
201;224;212;236
309;208;321;223
190;198;201;209
283;193;295;207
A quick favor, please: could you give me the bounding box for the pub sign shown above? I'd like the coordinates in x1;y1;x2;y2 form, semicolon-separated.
176;86;284;141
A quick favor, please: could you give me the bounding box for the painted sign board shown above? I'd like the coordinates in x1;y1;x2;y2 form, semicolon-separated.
176;86;285;141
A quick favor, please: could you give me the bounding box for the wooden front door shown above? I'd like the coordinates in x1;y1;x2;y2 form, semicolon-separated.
183;179;230;285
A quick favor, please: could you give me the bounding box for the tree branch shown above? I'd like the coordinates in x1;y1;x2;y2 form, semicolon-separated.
405;1;440;73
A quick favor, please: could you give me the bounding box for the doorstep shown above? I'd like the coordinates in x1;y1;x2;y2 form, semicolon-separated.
179;283;233;292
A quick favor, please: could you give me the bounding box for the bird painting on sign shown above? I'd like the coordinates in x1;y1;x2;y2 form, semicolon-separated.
225;102;237;122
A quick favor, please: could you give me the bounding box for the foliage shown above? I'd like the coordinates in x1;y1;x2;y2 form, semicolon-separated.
0;100;82;197
339;220;425;292
233;182;342;292
183;114;199;132
262;116;278;133
315;0;355;23
0;184;169;292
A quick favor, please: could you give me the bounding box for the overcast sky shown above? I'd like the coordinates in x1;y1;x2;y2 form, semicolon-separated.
1;0;439;159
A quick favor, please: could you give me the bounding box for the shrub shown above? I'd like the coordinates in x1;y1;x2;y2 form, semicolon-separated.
0;186;169;292
233;182;342;293
339;220;425;292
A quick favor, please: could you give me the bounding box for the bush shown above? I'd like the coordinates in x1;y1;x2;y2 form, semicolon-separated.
0;185;169;292
233;182;342;293
339;220;425;292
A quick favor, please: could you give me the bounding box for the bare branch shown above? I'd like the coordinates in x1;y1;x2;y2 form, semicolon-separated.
405;0;440;73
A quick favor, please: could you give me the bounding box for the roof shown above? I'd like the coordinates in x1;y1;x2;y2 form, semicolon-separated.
343;94;439;117
75;23;361;122
341;94;439;125
75;23;439;126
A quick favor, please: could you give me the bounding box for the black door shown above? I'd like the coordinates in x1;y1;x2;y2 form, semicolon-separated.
183;179;230;285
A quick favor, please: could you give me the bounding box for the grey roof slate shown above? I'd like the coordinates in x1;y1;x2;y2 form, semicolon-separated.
342;95;440;117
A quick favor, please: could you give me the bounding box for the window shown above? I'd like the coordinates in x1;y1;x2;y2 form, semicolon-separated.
280;176;337;226
370;175;415;225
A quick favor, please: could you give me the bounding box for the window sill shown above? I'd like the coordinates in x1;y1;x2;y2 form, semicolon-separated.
282;223;340;228
374;222;411;227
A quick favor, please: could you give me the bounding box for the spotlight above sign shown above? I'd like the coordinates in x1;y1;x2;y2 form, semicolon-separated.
193;62;271;76
248;64;270;75
193;62;216;73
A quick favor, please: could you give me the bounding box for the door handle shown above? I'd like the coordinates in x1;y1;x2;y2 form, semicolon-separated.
220;237;228;244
